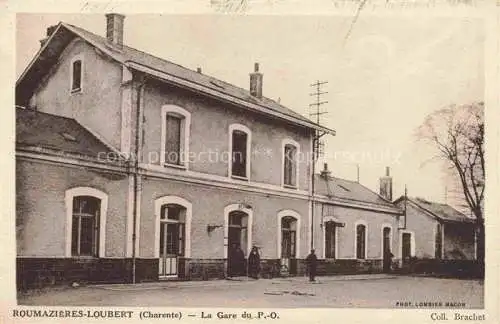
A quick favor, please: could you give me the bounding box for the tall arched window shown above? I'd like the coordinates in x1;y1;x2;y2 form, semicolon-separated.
355;222;367;259
282;139;300;188
70;55;83;93
229;124;251;179
65;187;108;257
161;105;191;168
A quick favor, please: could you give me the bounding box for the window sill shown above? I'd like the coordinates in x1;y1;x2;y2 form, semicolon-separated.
163;163;187;170
283;184;298;190
71;256;99;263
70;88;82;95
231;175;249;181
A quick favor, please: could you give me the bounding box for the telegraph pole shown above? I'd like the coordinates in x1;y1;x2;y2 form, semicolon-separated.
309;80;329;251
310;80;329;159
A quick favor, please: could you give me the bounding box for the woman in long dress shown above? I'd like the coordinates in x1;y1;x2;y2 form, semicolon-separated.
247;246;261;279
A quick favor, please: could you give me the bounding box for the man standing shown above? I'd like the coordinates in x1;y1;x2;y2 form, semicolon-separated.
306;249;318;282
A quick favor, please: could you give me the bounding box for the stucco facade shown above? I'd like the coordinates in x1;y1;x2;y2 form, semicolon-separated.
31;39;124;149
21;16;465;288
394;198;476;262
16;159;129;258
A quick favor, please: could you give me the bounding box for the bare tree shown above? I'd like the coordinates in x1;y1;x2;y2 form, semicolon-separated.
417;102;484;262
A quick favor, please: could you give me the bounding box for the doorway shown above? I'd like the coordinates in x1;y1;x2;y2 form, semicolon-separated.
325;222;336;259
158;204;185;278
227;211;248;277
280;216;297;275
382;227;392;272
401;232;412;266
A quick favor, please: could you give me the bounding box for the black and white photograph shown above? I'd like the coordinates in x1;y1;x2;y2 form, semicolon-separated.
4;0;499;322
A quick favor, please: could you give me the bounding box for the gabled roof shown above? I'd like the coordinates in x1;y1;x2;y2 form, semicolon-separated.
16;107;118;159
16;22;335;135
314;174;402;214
394;196;475;224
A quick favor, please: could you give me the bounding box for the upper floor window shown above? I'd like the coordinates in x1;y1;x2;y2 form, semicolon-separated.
161;105;191;168
282;139;300;188
65;187;108;258
356;223;367;259
70;56;83;93
229;124;251;179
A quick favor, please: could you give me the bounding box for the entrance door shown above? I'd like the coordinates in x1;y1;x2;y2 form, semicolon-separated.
382;227;391;272
325;222;336;259
281;216;297;275
159;204;185;278
402;232;412;265
227;211;247;276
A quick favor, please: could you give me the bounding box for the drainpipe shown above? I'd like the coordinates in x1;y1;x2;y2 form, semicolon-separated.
132;76;146;284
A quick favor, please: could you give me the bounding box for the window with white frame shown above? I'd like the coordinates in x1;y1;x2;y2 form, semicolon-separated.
283;140;299;187
161;105;191;168
65;187;107;258
70;57;83;93
229;124;251;179
356;223;367;259
71;196;100;256
325;222;336;259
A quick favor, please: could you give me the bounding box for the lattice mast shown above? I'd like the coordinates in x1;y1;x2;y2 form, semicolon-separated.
309;80;329;250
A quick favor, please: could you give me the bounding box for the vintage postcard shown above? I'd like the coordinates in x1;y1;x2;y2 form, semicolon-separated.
2;0;499;323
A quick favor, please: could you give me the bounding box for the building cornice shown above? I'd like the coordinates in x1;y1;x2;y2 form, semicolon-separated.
16;148;402;214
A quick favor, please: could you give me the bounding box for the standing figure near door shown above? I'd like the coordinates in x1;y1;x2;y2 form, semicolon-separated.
228;243;245;277
306;249;318;282
248;246;261;279
383;248;394;273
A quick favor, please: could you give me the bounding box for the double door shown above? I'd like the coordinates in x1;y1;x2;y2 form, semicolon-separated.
159;222;184;278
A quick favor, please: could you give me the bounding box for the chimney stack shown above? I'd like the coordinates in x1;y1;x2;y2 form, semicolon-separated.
379;166;393;201
105;13;125;48
249;62;263;98
39;25;58;47
320;163;331;178
197;67;202;73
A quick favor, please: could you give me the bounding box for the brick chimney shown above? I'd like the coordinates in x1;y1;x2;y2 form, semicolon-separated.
105;13;125;48
39;25;58;47
249;62;263;98
320;163;331;179
379;166;393;201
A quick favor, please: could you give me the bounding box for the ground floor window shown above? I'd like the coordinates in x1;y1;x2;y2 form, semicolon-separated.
356;224;366;259
71;196;101;257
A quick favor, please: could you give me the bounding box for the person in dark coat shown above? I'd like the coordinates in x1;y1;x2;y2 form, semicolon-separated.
234;245;245;276
306;249;318;282
229;243;245;277
383;249;394;273
247;246;261;279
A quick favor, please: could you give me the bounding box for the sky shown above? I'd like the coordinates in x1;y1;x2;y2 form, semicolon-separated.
16;13;484;204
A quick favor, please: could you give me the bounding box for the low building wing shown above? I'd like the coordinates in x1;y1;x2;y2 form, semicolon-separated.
16;107;119;159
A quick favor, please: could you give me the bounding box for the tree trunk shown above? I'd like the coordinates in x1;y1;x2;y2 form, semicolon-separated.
476;223;485;263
